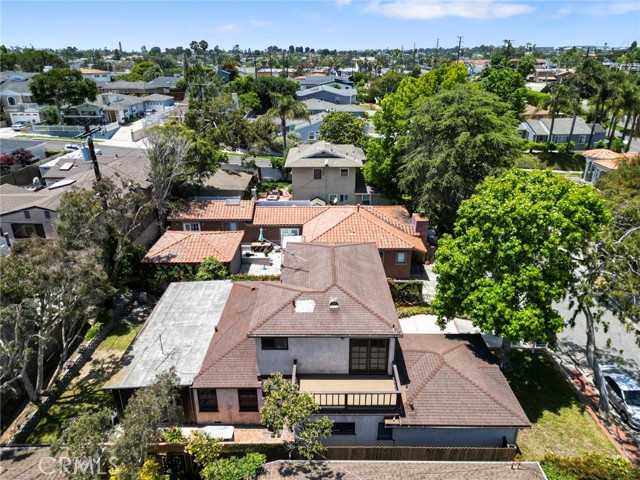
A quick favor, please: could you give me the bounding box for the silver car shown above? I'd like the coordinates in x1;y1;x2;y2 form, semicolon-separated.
601;365;640;429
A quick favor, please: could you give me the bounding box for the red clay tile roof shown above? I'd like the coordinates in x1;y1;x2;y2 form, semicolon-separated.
193;283;261;388
252;206;328;226
397;334;530;428
248;243;401;337
593;152;639;171
303;207;426;253
168;200;255;221
141;231;243;264
583;148;622;160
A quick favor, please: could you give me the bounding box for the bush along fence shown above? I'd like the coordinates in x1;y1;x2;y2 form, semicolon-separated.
10;299;125;444
388;279;424;306
323;445;518;462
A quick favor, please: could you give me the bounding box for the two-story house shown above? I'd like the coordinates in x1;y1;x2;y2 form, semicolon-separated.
0;72;45;125
285;142;382;205
104;243;530;448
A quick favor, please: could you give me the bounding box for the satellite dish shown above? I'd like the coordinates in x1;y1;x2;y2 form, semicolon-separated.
33;177;41;187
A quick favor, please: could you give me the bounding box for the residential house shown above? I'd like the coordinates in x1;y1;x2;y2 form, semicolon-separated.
285;112;327;143
463;59;491;76
296;85;357;105
303;99;366;118
285;142;382;205
0;152;155;243
518;117;606;149
168;199;256;233
99;80;147;95
294;75;354;90
200;164;257;198
0;71;45;124
79;68;114;84
523;104;550;119
582;149;637;184
105;243;530;448
66;93;174;124
144;76;181;94
0;139;47;161
142;230;244;274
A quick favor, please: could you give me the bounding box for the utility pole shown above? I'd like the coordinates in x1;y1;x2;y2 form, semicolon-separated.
456;36;463;63
87;136;101;182
434;38;439;68
413;42;416;68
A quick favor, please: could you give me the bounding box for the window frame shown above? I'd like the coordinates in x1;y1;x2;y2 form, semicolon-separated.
223;221;238;231
238;388;259;412
349;338;389;374
339;194;349;203
328;194;338;205
395;251;407;264
24;211;31;219
197;388;219;412
578;135;586;144
183;222;201;232
361;194;371;206
261;338;288;350
340;168;349;177
331;422;356;435
313;168;323;180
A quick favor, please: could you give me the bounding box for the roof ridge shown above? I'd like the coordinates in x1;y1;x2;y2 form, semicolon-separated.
247;288;304;335
356;209;422;249
442;348;529;424
335;284;396;330
306;209;356;241
406;354;445;404
193;317;250;383
363;206;414;234
143;231;185;258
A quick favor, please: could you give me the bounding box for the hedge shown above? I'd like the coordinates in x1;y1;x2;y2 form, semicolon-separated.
387;279;423;305
541;454;640;480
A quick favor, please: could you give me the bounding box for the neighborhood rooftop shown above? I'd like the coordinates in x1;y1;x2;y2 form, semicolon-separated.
142;230;244;265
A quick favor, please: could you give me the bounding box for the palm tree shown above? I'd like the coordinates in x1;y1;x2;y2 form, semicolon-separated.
542;84;574;151
587;75;615;149
199;40;209;65
265;94;309;151
618;81;640;147
190;40;200;63
560;85;581;152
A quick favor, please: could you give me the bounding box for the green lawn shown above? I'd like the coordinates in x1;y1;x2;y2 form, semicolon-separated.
516;153;586;172
26;320;142;444
508;351;619;461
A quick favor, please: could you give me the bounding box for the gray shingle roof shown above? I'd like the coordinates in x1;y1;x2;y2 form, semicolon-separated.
296;85;357;99
303;98;365;114
540;117;605;135
285;141;365;168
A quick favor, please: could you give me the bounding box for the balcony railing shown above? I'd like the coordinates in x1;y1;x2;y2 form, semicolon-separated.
294;361;404;413
6;102;43;112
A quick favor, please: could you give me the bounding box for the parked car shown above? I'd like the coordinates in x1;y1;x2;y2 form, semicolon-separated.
64;143;82;150
601;365;640;429
11;121;26;131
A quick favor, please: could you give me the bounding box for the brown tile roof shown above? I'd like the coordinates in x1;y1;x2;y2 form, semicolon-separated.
252;206;328;226
259;460;546;479
583;148;623;160
168;200;255;221
303;206;426;252
248;243;401;337
141;231;243;264
396;334;530;428
193;283;261;389
593;152;638;171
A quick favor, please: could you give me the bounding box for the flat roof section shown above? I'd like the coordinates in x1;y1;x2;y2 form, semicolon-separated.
103;281;233;390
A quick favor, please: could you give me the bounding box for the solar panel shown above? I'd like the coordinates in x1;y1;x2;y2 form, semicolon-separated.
59;162;74;171
48;179;76;190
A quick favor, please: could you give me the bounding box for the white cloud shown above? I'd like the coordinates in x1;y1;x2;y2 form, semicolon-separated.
336;0;353;8
551;6;572;18
213;23;238;36
368;0;535;20
248;19;271;27
608;2;640;14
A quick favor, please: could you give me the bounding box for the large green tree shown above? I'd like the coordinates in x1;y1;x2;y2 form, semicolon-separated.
398;85;523;234
432;170;610;368
319;111;367;149
30;68;98;113
479;67;527;114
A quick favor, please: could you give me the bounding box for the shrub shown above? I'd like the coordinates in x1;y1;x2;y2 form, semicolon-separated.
230;273;280;282
524;141;548;153
545;142;558;153
195;257;229;281
541;453;640;480
526;90;548;107
611;138;625;153
85;323;102;341
397;305;432;318
161;426;187;444
388;279;423;305
595;139;607;148
558;141;575;154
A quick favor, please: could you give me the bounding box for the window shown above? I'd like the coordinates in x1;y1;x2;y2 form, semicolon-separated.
552;135;567;144
223;222;238;231
197;389;218;412
261;338;288;350
329;194;338;205
578;135;586;144
396;252;407;264
24;211;31;219
44;211;51;219
238;389;259;412
377;422;393;440
339;194;349;203
8;97;16;106
11;223;45;239
308;131;318;141
183;223;201;232
332;422;356;435
349;339;389;374
361;194;371;206
340;168;349;177
280;228;300;241
313;168;323;180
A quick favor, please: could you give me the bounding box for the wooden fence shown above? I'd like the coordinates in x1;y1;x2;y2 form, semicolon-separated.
323;445;518;462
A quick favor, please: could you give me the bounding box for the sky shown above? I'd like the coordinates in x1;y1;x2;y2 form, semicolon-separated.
1;1;638;52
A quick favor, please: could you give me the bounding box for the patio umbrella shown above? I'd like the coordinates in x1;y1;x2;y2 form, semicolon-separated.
258;228;264;242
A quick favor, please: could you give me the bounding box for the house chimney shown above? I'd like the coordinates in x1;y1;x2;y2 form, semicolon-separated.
356;204;360;212
251;188;257;201
411;212;430;245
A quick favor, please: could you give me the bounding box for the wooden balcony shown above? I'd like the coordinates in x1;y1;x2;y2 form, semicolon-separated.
293;362;404;413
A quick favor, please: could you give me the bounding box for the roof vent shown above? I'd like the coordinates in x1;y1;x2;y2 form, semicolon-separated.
329;297;339;309
294;299;316;313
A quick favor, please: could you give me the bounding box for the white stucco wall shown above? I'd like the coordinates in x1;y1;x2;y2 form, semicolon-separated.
291;167;357;204
392;426;518;447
